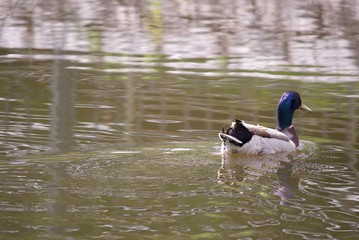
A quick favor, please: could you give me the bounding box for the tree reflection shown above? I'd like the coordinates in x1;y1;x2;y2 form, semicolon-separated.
50;58;75;153
0;0;358;163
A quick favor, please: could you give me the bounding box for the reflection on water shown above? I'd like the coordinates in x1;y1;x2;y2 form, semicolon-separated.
0;0;359;156
0;144;357;239
50;58;75;153
217;149;358;238
276;161;300;205
218;153;300;205
1;0;359;75
0;0;358;239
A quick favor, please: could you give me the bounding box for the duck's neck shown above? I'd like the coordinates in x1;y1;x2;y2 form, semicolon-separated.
277;105;299;147
276;105;294;131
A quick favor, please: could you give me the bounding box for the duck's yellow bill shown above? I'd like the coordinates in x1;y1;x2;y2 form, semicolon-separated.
300;103;312;113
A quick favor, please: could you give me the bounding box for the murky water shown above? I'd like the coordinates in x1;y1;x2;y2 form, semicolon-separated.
0;0;358;239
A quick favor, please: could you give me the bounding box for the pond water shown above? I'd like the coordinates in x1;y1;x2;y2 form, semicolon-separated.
0;0;358;239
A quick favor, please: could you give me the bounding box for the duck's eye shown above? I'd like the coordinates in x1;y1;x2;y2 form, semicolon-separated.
291;99;301;109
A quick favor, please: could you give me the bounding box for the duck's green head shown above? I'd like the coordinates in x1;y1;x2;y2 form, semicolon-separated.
277;91;312;131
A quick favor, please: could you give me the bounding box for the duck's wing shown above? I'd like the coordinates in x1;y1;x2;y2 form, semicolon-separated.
218;119;290;147
241;121;290;142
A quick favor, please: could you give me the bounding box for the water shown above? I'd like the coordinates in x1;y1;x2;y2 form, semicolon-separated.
0;0;358;239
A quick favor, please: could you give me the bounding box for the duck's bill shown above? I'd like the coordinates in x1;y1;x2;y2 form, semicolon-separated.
300;103;312;113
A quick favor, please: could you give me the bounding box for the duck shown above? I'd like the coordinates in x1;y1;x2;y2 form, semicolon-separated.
218;91;312;154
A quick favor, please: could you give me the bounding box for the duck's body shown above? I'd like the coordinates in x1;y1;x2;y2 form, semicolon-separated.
219;120;297;154
219;91;312;154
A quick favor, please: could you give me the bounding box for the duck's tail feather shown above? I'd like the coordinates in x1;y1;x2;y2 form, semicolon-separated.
218;119;254;147
218;132;243;146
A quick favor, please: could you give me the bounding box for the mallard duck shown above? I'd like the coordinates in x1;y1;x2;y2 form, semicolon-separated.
218;91;312;154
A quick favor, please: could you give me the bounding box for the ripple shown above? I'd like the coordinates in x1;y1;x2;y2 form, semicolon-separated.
320;210;358;231
111;150;142;154
75;103;116;109
219;223;247;230
169;226;191;232
248;218;280;227
146;119;182;124
282;228;333;239
280;213;306;222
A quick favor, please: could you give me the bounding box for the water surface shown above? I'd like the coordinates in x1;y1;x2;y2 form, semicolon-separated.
0;1;358;239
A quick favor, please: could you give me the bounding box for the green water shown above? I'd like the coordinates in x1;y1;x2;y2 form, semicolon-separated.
0;0;358;239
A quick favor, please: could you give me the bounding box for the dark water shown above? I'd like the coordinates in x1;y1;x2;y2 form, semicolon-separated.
0;0;358;239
